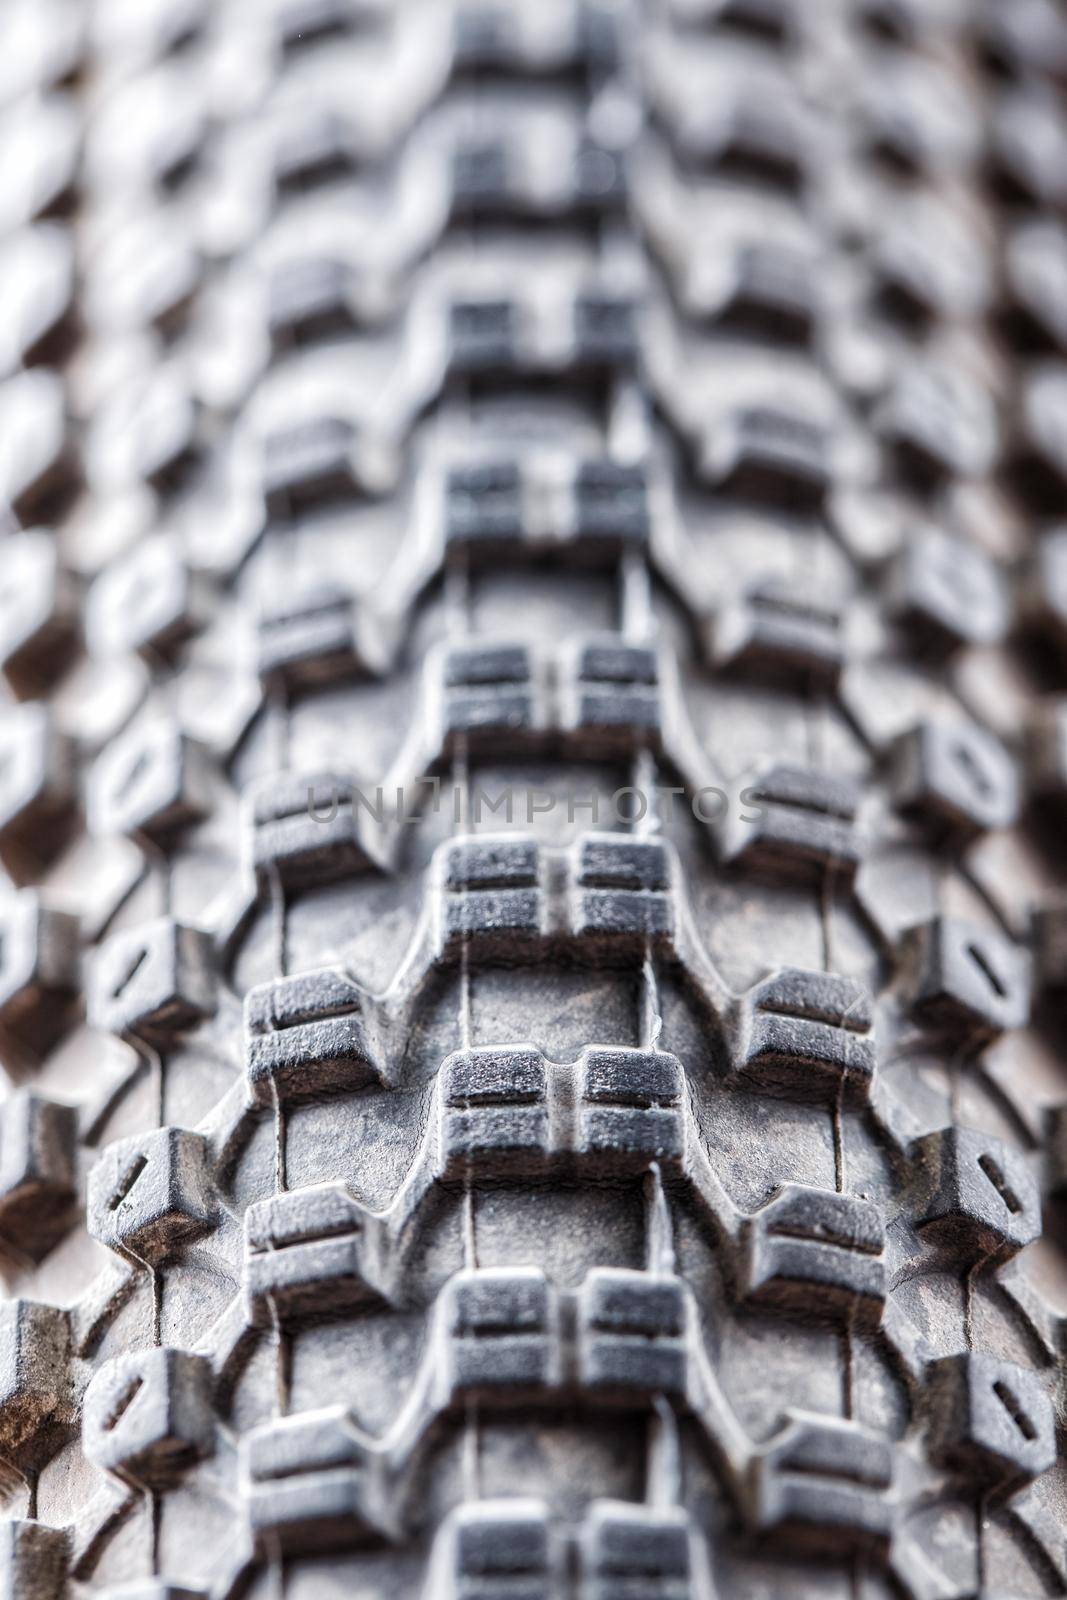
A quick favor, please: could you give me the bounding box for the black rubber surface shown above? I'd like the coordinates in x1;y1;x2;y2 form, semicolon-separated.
1;1;1067;1597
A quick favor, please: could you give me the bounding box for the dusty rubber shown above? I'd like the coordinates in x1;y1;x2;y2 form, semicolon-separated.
0;0;1066;1596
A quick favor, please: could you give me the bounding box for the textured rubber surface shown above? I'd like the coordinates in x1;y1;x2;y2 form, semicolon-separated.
1;0;1067;1595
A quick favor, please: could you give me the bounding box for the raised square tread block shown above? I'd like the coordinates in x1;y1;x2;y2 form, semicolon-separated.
736;968;875;1106
244;966;382;1106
